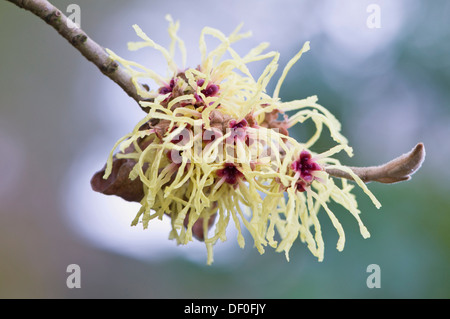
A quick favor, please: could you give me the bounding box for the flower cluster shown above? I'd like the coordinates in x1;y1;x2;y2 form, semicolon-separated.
92;15;381;264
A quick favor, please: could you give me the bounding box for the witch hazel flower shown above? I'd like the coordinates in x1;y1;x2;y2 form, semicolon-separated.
90;15;423;265
291;150;322;192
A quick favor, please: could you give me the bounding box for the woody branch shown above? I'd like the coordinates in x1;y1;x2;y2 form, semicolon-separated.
5;0;147;109
325;143;425;184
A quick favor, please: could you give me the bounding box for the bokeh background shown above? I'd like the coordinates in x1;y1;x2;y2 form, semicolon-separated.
1;0;449;298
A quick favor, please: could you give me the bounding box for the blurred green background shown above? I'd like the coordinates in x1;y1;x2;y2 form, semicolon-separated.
0;0;449;298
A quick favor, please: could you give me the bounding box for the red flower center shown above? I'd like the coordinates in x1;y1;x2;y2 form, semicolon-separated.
291;150;321;192
216;163;244;185
229;119;248;141
197;79;220;96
